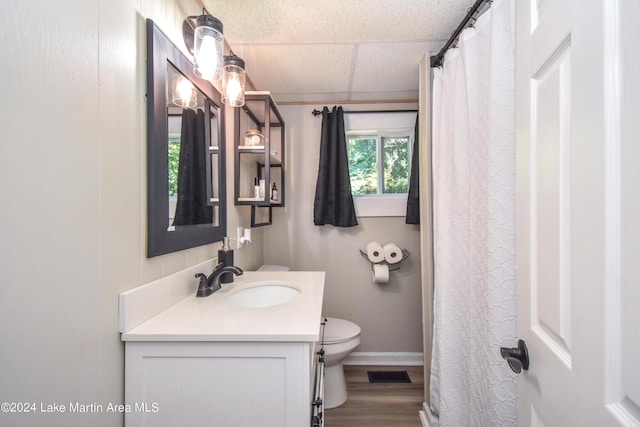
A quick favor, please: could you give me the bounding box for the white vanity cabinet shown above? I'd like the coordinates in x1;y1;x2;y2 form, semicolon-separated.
124;340;317;427
119;269;325;427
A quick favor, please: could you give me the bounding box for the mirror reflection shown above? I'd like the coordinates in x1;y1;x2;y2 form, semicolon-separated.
166;64;220;229
146;19;226;258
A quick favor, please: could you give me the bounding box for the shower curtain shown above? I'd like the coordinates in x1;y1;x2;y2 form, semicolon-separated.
430;0;516;425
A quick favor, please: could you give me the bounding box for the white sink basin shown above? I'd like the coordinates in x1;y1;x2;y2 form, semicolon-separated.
226;282;301;308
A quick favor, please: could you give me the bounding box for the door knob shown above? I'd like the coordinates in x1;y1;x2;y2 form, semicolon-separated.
500;339;529;373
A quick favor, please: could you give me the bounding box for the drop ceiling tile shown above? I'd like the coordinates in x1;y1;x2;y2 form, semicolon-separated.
201;0;473;102
351;41;437;93
210;0;470;42
240;43;355;95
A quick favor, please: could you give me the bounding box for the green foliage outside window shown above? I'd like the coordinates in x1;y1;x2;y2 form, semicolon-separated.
348;134;411;195
382;136;410;194
168;141;180;197
348;137;377;195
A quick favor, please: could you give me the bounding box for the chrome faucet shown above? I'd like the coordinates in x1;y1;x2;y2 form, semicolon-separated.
195;263;244;298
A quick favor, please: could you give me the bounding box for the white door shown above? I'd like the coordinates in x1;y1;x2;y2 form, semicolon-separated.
515;0;640;425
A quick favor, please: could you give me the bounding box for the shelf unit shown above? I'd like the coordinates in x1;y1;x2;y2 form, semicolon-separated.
234;91;285;226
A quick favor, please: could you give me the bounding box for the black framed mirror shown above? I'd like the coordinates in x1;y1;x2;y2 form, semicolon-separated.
146;19;226;257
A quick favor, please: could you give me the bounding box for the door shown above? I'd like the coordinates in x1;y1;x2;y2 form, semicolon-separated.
516;0;640;425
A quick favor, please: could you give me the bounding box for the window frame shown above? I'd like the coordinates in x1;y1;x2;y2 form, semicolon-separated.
343;110;417;217
346;130;414;196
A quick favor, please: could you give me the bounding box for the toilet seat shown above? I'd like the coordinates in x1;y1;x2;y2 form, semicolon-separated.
322;317;361;344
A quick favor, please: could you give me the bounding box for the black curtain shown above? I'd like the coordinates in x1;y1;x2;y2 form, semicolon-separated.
313;106;358;227
173;108;212;226
405;115;420;224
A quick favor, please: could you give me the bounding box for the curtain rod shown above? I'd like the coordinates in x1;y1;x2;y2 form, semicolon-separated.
430;0;492;68
312;109;418;117
280;98;418;106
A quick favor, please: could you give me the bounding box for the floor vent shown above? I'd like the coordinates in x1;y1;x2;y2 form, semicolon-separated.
367;370;411;383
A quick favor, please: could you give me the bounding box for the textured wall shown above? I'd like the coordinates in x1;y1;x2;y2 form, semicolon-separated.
264;104;423;353
0;1;261;426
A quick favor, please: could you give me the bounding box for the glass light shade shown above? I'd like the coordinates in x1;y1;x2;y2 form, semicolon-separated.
222;55;246;107
193;16;223;81
222;65;245;107
172;76;197;108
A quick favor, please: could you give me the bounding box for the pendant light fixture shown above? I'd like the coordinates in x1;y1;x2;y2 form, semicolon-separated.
222;53;246;107
182;10;246;107
183;12;224;81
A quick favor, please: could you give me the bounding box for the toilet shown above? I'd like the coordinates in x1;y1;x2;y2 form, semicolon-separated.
256;264;291;272
321;317;361;409
257;265;361;409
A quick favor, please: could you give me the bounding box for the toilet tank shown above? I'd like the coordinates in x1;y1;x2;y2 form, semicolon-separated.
257;265;290;272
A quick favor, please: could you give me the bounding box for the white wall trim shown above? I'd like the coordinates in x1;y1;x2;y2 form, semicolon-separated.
344;351;423;366
420;402;439;426
419;52;436;409
354;195;408;217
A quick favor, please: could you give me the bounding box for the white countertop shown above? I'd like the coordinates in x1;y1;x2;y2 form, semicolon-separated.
120;271;325;342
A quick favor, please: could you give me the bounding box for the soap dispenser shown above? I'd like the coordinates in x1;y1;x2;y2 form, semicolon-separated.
218;237;234;284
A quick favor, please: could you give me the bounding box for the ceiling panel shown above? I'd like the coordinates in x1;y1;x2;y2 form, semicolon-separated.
238;43;356;96
351;41;441;93
210;0;471;42
202;0;473;102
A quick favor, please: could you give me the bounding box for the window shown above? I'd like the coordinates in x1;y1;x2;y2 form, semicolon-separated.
344;110;417;217
347;133;412;195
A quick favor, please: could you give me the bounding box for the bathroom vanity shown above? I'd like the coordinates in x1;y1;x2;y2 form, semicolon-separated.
119;266;325;427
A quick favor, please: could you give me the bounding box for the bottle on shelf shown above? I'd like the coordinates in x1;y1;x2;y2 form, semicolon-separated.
271;182;278;202
254;177;260;198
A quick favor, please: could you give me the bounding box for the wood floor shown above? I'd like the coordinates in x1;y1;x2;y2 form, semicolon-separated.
324;365;424;427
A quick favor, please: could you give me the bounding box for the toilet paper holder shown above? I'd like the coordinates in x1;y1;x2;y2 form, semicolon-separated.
358;248;410;272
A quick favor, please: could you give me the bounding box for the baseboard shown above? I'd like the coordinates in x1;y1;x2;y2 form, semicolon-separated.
419;402;439;426
419;410;429;427
344;352;424;366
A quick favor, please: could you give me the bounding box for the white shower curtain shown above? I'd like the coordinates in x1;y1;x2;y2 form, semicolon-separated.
430;0;517;425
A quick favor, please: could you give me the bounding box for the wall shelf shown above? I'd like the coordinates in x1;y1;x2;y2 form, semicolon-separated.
234;91;285;215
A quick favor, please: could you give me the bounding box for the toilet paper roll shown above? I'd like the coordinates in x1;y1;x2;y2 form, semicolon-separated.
383;243;403;264
365;241;385;263
372;263;389;284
